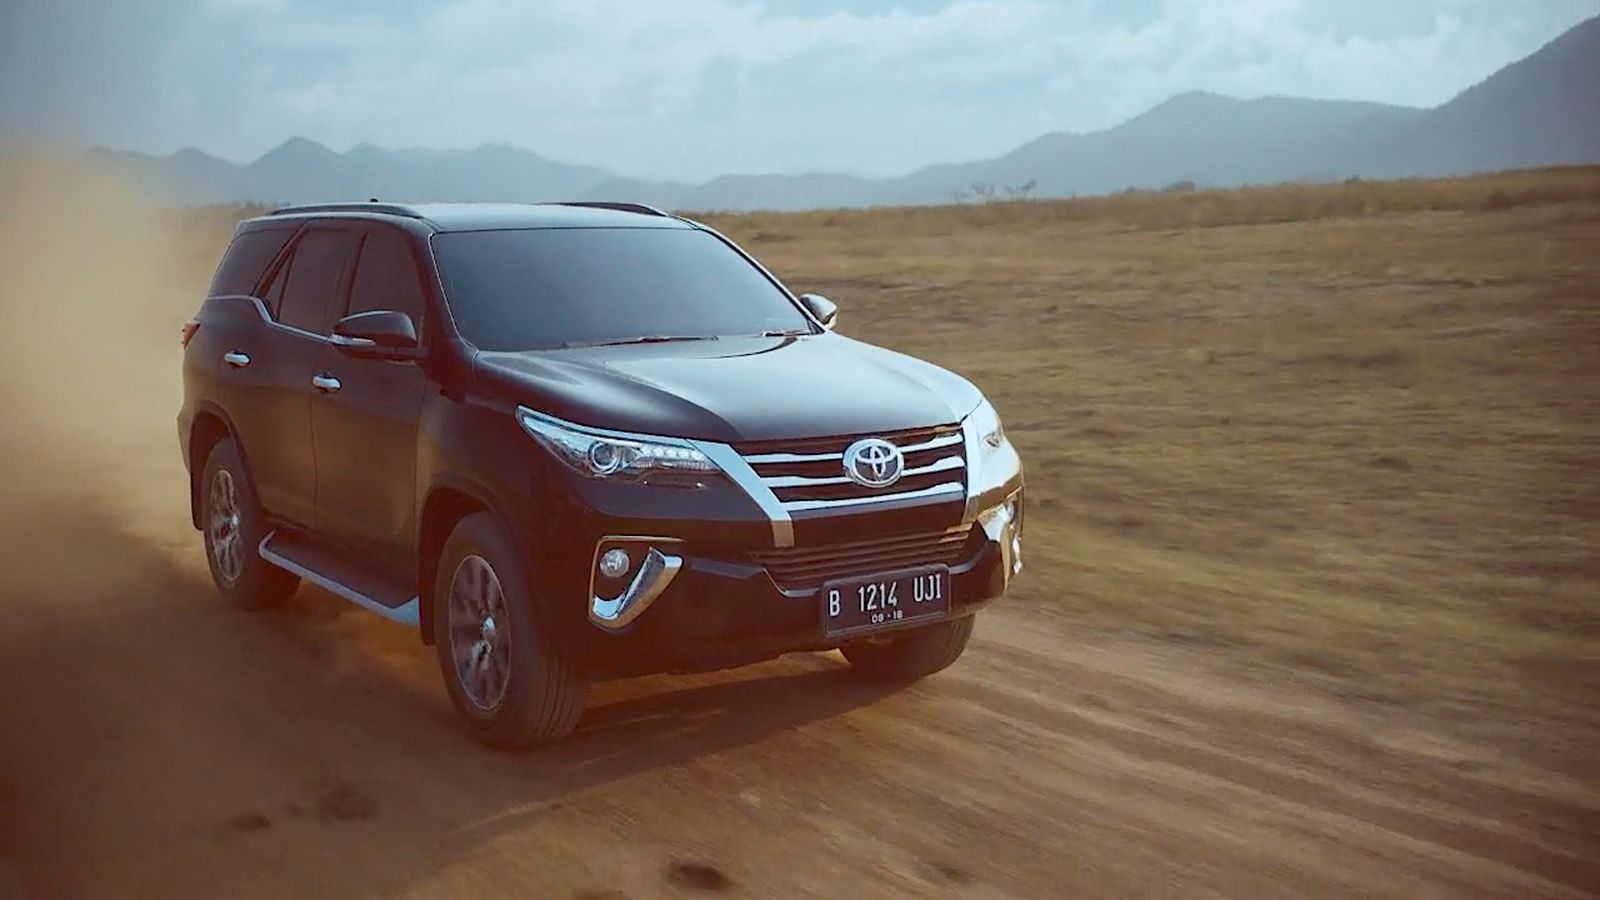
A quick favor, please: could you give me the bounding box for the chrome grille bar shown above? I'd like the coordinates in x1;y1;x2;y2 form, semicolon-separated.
738;425;967;513
743;431;962;466
759;454;965;489
780;481;963;512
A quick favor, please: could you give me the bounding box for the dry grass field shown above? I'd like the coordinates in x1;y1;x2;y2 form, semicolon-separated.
3;164;1597;897
701;168;1600;761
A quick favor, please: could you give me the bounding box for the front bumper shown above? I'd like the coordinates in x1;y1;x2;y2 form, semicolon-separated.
492;404;1025;676
573;490;1023;677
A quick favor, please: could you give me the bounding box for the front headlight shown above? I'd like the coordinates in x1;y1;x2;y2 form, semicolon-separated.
966;397;1005;452
516;407;721;484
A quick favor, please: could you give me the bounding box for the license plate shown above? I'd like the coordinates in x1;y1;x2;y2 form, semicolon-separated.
821;566;949;638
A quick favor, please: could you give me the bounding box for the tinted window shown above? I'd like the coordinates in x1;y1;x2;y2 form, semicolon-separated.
208;227;294;297
262;261;287;313
347;229;426;325
431;228;812;352
277;229;354;334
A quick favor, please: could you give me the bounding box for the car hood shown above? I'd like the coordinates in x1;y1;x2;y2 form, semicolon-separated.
473;333;982;443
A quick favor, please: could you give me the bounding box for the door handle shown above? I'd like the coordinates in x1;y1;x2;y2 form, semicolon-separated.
222;351;251;368
311;374;342;394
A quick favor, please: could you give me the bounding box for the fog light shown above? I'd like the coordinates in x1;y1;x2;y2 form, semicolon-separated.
598;548;632;579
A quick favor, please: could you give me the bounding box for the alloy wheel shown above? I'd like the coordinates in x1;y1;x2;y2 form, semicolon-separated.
207;468;245;584
448;554;511;711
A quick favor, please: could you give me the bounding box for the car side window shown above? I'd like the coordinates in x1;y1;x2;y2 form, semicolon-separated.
276;228;355;334
346;228;427;326
261;255;289;314
208;227;295;298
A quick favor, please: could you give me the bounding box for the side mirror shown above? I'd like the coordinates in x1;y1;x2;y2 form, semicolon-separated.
332;310;420;358
798;293;838;330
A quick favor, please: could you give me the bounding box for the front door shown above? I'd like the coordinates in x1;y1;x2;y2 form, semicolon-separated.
309;224;429;570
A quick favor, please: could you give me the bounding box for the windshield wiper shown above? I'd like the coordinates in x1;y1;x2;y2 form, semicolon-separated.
563;334;721;349
754;328;814;337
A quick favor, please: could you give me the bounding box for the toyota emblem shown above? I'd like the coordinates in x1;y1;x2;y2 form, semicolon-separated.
843;438;905;489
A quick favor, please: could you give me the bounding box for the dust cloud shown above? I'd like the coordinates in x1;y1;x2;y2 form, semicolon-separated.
0;155;234;889
0;153;230;642
0;153;224;535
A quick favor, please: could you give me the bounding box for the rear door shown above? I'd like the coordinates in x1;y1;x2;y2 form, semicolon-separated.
222;224;358;528
309;223;430;569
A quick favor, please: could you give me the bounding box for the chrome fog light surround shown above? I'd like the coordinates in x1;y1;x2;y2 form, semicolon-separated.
960;398;1023;526
978;492;1024;579
589;537;683;629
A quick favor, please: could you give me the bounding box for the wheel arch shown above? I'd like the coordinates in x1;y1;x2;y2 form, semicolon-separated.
417;477;510;645
188;403;246;530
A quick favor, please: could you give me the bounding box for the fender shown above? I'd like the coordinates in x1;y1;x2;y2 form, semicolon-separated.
416;470;562;645
186;400;254;530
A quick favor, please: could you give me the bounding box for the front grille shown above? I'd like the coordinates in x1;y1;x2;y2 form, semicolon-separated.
753;525;973;593
735;425;966;514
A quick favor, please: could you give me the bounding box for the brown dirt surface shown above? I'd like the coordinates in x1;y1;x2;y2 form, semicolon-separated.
1;160;1597;898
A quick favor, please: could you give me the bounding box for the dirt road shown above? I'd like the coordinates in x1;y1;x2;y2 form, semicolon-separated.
2;493;1596;898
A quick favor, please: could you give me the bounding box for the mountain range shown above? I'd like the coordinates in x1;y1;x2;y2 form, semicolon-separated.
85;15;1600;211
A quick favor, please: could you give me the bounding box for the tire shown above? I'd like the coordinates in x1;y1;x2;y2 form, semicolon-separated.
200;438;300;609
432;512;588;748
841;614;976;681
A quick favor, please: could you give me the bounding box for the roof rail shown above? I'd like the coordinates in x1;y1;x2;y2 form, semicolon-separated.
267;202;424;219
551;201;669;217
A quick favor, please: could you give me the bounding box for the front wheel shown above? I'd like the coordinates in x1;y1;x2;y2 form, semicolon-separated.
433;512;588;748
841;614;975;681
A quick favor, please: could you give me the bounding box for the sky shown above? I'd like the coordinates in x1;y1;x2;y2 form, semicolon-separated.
1;0;1594;181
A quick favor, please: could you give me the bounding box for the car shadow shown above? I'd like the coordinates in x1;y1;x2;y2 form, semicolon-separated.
445;663;901;835
261;583;908;882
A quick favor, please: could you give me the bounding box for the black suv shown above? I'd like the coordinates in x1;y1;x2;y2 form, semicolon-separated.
179;201;1023;746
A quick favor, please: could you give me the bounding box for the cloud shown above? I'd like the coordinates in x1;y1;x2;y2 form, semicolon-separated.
4;0;1594;180
202;0;285;12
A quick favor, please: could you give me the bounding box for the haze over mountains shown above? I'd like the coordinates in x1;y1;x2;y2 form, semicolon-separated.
87;15;1600;212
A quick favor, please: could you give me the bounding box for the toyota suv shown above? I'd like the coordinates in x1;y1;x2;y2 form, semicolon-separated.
179;201;1024;747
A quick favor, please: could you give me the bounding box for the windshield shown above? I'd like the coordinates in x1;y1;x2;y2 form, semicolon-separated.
432;227;814;351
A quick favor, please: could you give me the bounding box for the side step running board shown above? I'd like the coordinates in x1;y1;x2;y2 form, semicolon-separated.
258;530;420;626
